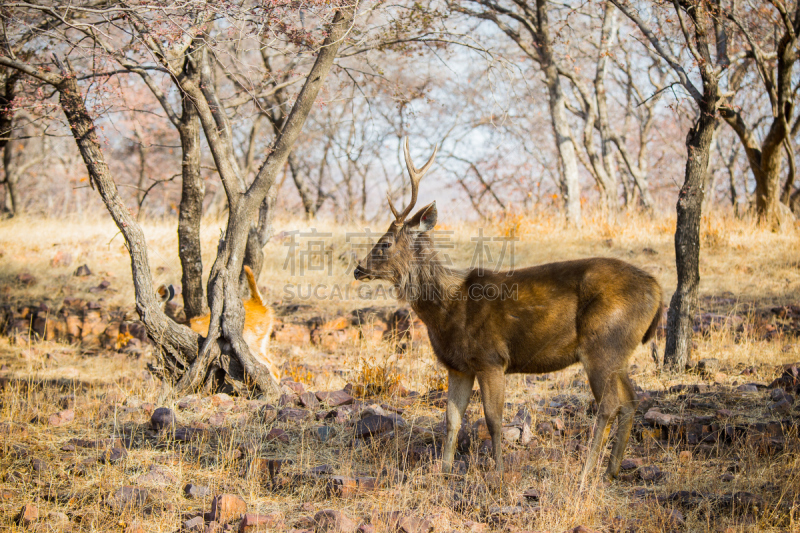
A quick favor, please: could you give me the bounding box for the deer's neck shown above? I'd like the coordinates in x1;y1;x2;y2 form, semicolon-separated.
397;257;464;321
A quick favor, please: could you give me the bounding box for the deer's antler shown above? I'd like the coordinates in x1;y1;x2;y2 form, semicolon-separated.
388;137;438;223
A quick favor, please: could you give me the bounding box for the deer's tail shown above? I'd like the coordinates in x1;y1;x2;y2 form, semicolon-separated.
642;303;663;344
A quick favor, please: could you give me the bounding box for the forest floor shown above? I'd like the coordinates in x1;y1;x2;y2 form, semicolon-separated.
0;213;799;533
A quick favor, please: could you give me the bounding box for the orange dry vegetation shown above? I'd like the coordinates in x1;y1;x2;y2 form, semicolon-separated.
0;212;799;532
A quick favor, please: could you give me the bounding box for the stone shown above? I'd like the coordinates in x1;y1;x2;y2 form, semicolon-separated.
47;511;68;523
283;380;306;394
502;426;521;442
311;425;335;442
16;272;37;286
679;451;692;463
266;428;290;443
567;527;601;533
316;390;354;407
136;465;177;485
150;407;176;430
184;483;211;499
620;458;643;470
48;408;75;426
108;486;150;511
279;393;300;407
277;408;310;423
770;398;793;415
174;427;207;442
184;516;205;531
74;264;92;277
522;488;541;501
100;447;128;464
239;512;284;532
644;408;679;427
17;503;38;526
51;250;73;267
397;514;433;533
208;412;227;427
314;510;358;532
299;392;320;409
353;415;395;439
210;494;247;523
736;383;759;393
638;465;663;482
697;358;720;376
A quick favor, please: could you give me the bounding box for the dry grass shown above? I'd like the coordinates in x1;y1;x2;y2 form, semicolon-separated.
0;211;799;532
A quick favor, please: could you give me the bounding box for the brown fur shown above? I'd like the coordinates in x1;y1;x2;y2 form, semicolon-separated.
355;201;662;481
160;266;280;385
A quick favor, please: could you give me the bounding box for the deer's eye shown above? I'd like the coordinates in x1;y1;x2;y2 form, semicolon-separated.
374;242;391;255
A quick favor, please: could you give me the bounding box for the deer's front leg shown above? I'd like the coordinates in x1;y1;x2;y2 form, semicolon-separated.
442;369;474;474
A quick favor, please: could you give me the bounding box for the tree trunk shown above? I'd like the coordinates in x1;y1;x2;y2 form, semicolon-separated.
543;67;581;227
663;112;716;371
0;72;19;216
177;45;207;320
56;73;206;382
174;4;358;396
288;151;319;218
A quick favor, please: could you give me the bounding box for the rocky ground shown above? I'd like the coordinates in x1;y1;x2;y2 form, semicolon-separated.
1;216;799;532
1;288;799;532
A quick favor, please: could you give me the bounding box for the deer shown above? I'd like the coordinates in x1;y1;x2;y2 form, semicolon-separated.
158;265;281;386
354;138;663;482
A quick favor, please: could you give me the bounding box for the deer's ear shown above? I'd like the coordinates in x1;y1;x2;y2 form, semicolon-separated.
407;202;437;232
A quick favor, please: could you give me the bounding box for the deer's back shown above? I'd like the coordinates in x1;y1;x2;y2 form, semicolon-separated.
427;257;661;375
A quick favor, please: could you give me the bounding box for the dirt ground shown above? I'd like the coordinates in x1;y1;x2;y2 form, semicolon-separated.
0;213;799;532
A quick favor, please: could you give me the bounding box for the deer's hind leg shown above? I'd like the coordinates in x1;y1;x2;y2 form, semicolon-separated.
606;372;636;478
580;355;625;484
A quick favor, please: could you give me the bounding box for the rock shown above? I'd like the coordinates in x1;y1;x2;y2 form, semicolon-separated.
679;451;692;463
664;509;685;527
299;392;320;409
519;423;534;445
311;425;335;442
174;427;207;442
736;383;759;393
316;390;354;407
184;515;205;531
770;398;793;414
473;419;491;441
566;527;601;533
184;483;212;499
17;503;38;526
48;408;75;426
353;415;395;439
279;393;300;407
16;272;37;286
644;408;679;427
397;514;433;533
522;488;541;501
100;447;128;464
266;428;290;443
283;380;306;395
136;465;177;485
638;465;663;482
210;494;247;523
314;509;358;532
51;250;73;267
277;408;310;423
47;511;68;523
502;426;521;442
239;512;284;532
769;388;794;403
697;358;720;377
310;464;334;476
150;407;176;430
74;264;92;277
620;458;643;470
108;486;150;511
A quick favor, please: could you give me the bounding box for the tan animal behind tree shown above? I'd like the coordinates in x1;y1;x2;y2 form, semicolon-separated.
354;139;663;482
159;266;280;386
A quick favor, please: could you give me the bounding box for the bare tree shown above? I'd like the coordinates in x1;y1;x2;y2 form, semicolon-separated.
0;1;359;395
613;0;726;371
450;0;584;226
